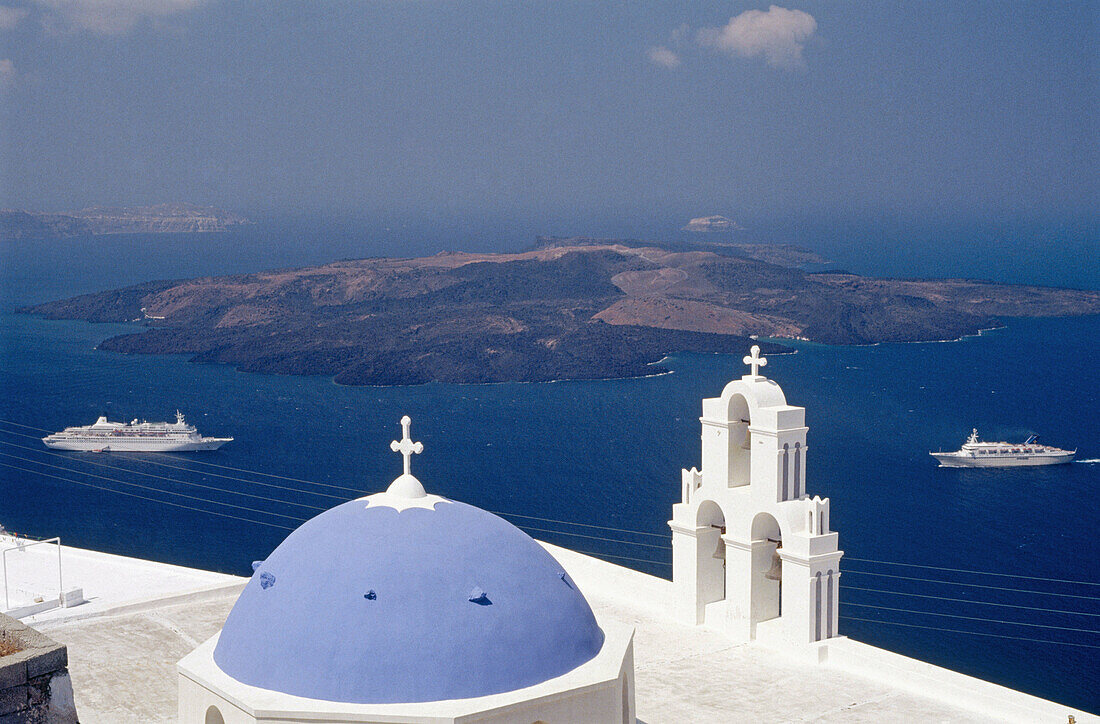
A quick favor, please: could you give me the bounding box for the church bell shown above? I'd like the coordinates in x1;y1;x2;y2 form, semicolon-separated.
764;545;782;581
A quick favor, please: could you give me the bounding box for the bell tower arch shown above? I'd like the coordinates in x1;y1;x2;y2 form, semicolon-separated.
670;346;843;646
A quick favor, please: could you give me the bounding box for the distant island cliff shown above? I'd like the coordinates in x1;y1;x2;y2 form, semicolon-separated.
0;203;250;240
20;237;1100;385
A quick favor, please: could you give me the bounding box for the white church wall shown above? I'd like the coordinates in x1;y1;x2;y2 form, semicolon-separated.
178;676;251;724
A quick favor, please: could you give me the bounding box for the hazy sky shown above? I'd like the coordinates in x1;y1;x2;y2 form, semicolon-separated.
1;1;1096;223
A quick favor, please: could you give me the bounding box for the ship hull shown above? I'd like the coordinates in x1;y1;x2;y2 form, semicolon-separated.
43;437;231;452
930;452;1075;468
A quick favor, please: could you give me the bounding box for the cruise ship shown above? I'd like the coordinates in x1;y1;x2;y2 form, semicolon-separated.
42;412;232;452
930;429;1074;468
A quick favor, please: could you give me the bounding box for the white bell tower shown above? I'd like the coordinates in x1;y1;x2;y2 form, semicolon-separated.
669;346;843;646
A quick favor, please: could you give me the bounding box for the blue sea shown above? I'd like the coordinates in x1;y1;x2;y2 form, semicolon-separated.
0;223;1097;712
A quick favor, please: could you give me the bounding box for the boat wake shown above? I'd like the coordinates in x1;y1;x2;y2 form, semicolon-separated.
1075;458;1100;464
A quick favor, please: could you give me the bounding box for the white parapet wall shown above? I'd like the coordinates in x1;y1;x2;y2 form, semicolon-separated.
536;540;1095;724
32;536;1094;723
0;534;244;627
821;637;1095;724
537;541;674;619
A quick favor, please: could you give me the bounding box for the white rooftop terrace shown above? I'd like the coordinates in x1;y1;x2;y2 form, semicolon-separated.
19;537;1091;723
0;534;239;624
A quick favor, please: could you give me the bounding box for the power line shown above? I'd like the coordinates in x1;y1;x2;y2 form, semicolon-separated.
1;445;670;551
0;455;307;522
489;509;670;540
1;459;668;568
0;432;357;500
0;446;332;512
0;419;54;433
844;556;1100;588
512;524;670;550
0;461;297;531
1;444;675;555
7;420;1084;583
841;569;1100;602
842;585;1100;618
547;548;670;567
0;422;677;541
0;428;57;441
843;601;1100;634
0;438;353;501
141;450;365;494
1;455;670;559
840;615;1100;650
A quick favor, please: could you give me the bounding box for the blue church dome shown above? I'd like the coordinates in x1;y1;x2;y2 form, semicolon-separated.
213;423;604;704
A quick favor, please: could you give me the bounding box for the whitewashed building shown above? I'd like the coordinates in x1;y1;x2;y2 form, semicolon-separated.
670;346;843;647
178;418;636;724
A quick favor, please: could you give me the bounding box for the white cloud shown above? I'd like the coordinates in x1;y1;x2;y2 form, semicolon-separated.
33;0;205;35
697;5;817;70
648;46;681;69
0;5;28;29
0;58;15;89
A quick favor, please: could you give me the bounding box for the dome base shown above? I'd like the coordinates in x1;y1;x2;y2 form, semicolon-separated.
180;622;635;724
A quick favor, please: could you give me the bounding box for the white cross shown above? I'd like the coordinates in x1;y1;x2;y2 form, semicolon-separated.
390;415;423;475
743;345;767;376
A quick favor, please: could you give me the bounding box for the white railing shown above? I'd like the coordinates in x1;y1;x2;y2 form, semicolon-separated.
1;535;63;612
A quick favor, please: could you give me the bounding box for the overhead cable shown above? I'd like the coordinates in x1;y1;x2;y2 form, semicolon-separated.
844;556;1100;588
0;454;306;522
0;446;330;511
840;615;1100;650
842;585;1100;618
0;461;297;531
843;601;1100;634
841;570;1100;601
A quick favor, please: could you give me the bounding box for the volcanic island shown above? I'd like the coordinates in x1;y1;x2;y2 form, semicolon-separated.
21;237;1100;385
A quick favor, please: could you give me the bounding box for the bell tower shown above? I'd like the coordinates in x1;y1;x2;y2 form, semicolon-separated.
670;346;843;647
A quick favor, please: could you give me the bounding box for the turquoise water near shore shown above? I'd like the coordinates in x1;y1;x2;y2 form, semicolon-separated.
0;230;1097;711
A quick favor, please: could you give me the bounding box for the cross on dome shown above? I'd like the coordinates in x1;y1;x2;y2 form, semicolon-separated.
390;415;423;476
743;345;767;377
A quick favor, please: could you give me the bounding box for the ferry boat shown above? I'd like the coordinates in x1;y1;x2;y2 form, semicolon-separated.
930;429;1074;468
42;411;232;452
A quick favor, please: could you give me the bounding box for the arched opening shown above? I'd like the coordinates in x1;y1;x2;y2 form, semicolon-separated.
205;705;225;724
793;442;802;498
782;443;790;500
726;393;751;486
750;512;782;624
696;500;726;610
814;571;823;641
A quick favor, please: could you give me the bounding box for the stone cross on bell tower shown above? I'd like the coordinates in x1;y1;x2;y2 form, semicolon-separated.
743;345;767;378
668;347;843;648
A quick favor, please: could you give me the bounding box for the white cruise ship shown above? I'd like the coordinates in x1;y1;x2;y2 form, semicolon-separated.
42;411;232;452
930;429;1074;468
